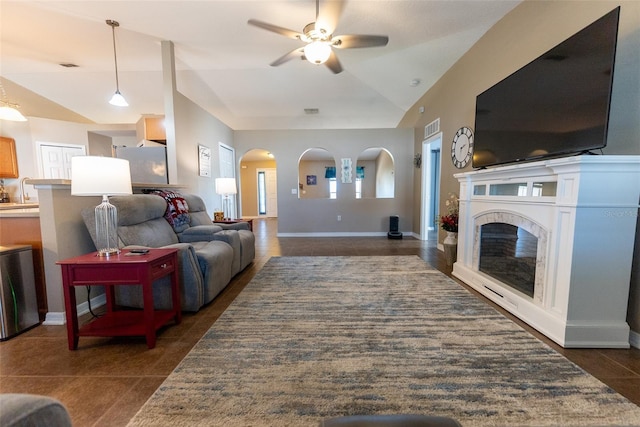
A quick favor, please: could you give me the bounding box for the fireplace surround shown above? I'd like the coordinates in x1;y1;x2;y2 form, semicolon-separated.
453;155;640;348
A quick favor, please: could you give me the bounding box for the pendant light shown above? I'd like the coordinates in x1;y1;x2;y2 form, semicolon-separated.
106;19;128;107
0;82;27;121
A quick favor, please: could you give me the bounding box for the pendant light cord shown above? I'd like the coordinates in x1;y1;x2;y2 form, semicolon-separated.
108;20;121;92
0;82;7;102
0;82;15;107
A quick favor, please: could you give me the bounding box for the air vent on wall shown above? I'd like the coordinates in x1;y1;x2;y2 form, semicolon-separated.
304;108;319;115
424;118;440;139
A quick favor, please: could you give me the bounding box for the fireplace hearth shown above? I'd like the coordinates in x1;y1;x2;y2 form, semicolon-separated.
453;155;640;348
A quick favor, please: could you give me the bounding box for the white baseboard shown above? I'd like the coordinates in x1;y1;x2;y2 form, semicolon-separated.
42;293;107;326
42;312;65;326
630;329;640;349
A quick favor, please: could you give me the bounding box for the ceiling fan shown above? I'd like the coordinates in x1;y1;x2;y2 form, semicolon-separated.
248;0;389;74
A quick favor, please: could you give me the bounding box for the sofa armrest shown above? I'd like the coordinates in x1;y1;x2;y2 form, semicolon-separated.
178;225;224;243
155;243;201;293
122;243;197;261
0;394;72;427
119;242;205;311
209;230;242;275
215;222;251;231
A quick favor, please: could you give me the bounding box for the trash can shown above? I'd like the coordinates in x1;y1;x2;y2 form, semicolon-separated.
0;245;40;340
387;215;403;239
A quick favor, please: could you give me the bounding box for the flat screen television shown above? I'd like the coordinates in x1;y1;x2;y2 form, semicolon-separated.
472;7;620;169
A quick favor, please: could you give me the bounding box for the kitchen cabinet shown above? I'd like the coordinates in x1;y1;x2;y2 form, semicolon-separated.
136;115;166;143
0;137;19;178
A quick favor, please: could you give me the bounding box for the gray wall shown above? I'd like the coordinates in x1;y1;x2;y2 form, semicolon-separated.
235;128;414;235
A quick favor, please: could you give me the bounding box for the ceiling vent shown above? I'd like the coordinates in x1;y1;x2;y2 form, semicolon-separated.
424;118;440;139
59;63;79;68
304;108;319;115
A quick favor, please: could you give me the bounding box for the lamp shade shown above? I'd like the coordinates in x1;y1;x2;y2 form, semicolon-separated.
71;156;132;196
109;90;128;107
215;177;237;195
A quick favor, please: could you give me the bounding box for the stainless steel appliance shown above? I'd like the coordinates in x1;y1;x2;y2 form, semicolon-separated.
0;245;39;340
114;146;168;184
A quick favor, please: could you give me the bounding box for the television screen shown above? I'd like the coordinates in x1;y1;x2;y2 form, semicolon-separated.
472;7;620;169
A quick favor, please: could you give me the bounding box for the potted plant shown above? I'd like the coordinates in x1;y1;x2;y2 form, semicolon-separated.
440;193;459;265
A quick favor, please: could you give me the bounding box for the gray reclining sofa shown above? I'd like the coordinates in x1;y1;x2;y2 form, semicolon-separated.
81;193;254;312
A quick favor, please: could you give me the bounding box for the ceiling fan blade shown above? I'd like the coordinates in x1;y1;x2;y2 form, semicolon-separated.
316;0;347;35
324;50;343;74
247;19;303;40
332;34;389;49
270;47;305;67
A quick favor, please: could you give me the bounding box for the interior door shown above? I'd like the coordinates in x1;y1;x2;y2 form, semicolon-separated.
38;143;86;179
264;168;277;217
218;143;237;218
420;134;442;240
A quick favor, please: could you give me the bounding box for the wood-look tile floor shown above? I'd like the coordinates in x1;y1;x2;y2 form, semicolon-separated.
1;218;639;426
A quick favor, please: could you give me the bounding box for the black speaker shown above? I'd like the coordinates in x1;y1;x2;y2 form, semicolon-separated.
388;215;403;239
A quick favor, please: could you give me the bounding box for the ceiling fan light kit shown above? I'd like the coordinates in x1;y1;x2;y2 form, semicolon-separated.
248;0;388;74
304;41;332;64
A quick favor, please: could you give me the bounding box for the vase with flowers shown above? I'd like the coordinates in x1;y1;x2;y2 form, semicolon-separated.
440;193;459;265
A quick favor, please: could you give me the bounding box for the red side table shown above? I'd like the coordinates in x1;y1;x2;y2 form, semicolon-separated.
57;248;181;350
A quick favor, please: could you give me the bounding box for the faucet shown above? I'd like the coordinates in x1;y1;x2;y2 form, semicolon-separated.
20;177;31;204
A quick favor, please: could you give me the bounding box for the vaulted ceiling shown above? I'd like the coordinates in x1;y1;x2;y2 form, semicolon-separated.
1;1;520;130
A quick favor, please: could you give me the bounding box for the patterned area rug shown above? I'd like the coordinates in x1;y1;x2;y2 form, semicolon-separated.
128;256;640;426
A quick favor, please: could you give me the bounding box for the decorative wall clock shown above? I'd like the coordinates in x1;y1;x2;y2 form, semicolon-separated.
451;126;474;168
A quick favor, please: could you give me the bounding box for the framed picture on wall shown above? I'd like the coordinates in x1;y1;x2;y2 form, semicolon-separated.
341;158;353;183
306;175;317;185
198;145;211;177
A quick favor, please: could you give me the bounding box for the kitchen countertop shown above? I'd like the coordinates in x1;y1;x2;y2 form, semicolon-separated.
0;207;40;218
26;179;184;190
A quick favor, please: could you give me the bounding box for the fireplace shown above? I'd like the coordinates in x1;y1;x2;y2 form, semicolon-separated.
452;156;640;348
478;222;538;298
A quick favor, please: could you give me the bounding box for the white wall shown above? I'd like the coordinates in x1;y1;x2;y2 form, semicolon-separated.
0;117;135;202
375;150;395;198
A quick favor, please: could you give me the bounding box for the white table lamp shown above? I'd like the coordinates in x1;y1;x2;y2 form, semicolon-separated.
215;177;237;220
71;156;132;256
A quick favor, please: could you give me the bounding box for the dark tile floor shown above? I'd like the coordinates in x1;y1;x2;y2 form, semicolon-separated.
1;218;638;426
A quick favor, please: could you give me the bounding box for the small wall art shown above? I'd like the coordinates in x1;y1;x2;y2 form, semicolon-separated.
198;145;211;177
306;175;317;185
341;158;352;183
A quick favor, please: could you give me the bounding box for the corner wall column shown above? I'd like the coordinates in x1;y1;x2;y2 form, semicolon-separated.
161;40;178;185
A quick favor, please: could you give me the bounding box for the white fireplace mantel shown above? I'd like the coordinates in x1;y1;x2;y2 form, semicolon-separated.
453;155;640;348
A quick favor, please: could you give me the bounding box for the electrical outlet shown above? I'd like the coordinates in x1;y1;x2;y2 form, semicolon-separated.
337;215;341;221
